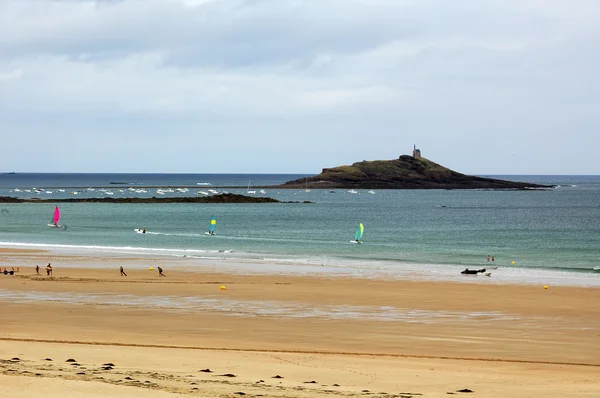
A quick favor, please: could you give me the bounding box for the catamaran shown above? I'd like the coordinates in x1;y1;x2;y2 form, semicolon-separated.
47;206;62;228
205;215;217;235
352;222;364;243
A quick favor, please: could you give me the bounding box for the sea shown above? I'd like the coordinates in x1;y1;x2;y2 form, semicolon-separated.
1;173;599;287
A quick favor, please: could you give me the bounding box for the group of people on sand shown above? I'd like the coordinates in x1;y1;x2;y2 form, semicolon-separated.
119;265;165;277
29;263;165;277
35;263;53;275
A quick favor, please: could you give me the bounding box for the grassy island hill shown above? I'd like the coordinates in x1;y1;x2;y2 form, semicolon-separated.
281;155;551;190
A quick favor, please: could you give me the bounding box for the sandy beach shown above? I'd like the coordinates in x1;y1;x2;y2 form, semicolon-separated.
1;249;599;397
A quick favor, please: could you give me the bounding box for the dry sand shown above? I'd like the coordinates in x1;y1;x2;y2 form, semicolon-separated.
1;250;600;397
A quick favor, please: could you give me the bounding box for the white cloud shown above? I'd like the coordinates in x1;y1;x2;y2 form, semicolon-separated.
1;0;599;173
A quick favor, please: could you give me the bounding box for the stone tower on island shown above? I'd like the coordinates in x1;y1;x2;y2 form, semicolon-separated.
412;144;421;159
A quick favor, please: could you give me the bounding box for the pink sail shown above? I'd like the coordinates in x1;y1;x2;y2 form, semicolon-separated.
53;206;61;224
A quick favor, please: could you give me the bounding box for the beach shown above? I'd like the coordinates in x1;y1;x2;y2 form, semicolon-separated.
1;249;599;397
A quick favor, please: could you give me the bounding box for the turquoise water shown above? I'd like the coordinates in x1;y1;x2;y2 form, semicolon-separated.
1;174;599;284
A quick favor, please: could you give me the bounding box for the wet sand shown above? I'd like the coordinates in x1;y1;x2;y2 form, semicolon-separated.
1;250;600;397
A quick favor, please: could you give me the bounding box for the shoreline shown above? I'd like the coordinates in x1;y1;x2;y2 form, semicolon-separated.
3;244;600;288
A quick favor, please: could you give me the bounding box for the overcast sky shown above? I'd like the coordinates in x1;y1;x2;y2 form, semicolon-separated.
1;0;599;174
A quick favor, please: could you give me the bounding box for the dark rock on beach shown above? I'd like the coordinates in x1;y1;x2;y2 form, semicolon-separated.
279;155;552;190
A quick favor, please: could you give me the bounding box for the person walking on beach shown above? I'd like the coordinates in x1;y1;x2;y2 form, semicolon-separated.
158;266;165;277
46;263;53;276
35;264;40;274
120;266;127;276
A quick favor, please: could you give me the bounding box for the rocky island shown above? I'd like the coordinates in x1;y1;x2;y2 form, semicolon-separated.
280;153;551;190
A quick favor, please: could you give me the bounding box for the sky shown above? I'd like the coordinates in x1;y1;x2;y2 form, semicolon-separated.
1;0;599;174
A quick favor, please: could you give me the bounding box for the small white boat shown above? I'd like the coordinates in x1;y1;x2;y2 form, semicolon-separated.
247;180;256;194
259;189;267;194
368;190;376;194
347;189;358;194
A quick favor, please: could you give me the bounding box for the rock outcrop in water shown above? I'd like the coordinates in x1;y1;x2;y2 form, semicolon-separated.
0;193;282;204
280;155;551;190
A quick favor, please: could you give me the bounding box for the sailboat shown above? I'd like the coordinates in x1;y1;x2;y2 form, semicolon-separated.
247;180;256;194
47;206;62;228
352;222;364;243
205;215;217;235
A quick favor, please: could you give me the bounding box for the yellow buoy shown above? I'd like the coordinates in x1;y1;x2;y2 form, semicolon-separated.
220;285;226;290
149;267;154;271
544;285;548;289
511;261;515;265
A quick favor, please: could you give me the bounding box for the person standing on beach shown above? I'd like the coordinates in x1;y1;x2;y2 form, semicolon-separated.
158;266;165;277
120;266;127;276
46;263;52;275
35;264;40;274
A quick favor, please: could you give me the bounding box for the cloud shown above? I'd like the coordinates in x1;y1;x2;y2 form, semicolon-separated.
1;0;599;173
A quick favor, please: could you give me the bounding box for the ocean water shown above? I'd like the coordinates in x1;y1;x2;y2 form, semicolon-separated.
1;173;599;286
